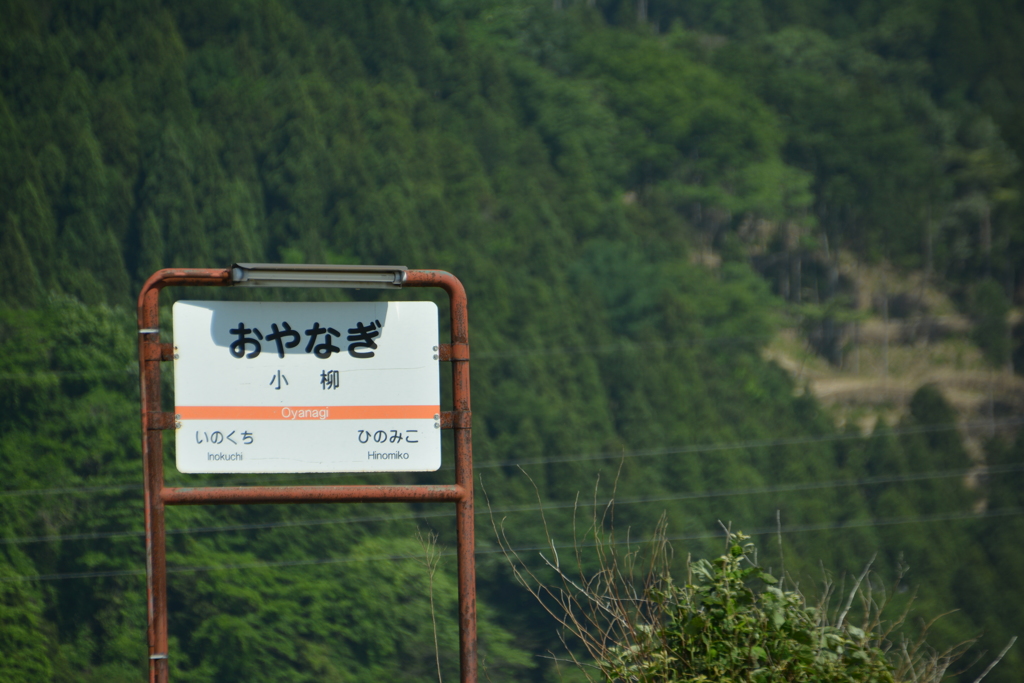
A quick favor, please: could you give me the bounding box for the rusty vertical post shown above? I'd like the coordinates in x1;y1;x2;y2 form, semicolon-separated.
406;270;477;683
139;287;168;683
138;269;231;683
454;425;476;683
450;284;476;683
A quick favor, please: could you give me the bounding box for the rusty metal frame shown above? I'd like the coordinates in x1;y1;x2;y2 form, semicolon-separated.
137;268;475;683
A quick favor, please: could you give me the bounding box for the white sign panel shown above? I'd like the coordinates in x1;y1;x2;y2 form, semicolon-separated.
172;300;440;473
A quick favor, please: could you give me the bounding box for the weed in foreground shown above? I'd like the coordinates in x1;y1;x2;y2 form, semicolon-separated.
491;481;1007;682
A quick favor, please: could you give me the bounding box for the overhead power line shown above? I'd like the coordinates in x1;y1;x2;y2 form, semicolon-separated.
0;331;773;381
3;505;1022;583
0;483;139;499
4;463;1022;547
0;312;982;380
466;416;1024;472
4;415;1020;498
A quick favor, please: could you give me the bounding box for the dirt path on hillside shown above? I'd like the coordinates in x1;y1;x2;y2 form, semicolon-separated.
764;334;1024;438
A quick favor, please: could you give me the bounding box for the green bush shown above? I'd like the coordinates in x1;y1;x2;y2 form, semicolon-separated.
602;533;896;683
505;522;969;683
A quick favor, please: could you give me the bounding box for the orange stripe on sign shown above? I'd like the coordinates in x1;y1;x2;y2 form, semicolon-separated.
176;406;439;421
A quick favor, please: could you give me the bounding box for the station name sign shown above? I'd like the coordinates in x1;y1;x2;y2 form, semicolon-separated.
172;300;440;473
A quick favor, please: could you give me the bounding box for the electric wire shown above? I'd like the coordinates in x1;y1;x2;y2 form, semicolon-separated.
2;363;1019;581
1;312;978;377
4;415;1021;498
3;504;1022;583
3;462;1022;547
464;416;1024;472
0;329;775;381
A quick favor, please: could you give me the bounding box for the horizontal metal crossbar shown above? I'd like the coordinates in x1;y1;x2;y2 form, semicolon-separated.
161;484;467;505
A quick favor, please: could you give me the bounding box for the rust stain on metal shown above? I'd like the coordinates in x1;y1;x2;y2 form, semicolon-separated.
146;412;176;431
438;342;470;361
440;410;473;430
142;342;175;362
138;267;477;683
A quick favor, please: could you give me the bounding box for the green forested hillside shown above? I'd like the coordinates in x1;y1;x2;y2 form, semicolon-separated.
1;1;1022;681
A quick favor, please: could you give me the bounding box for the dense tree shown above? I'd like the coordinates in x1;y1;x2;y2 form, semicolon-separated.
0;1;1020;681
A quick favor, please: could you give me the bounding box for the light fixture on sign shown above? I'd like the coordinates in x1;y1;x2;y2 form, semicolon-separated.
231;263;407;289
